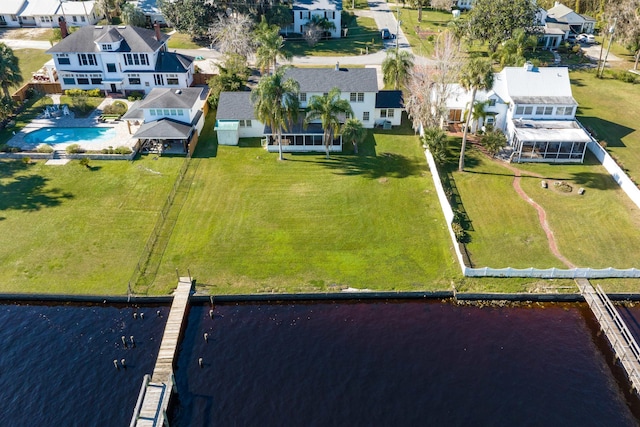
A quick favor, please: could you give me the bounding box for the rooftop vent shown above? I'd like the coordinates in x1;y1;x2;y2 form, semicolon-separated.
523;61;534;71
95;26;103;29
118;26;126;29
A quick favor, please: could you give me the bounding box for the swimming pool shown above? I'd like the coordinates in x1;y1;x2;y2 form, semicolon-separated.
24;127;116;147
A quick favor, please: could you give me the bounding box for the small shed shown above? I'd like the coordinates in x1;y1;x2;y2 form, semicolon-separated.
215;120;240;146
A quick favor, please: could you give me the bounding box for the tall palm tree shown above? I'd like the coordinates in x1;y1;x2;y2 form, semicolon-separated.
458;58;494;171
341;118;366;154
251;67;300;161
254;18;291;75
305;87;353;158
0;43;22;100
382;50;414;90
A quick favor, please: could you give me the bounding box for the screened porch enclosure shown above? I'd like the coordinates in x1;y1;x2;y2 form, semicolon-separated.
510;120;593;163
263;122;343;153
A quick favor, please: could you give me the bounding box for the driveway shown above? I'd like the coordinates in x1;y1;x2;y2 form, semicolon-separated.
581;43;622;62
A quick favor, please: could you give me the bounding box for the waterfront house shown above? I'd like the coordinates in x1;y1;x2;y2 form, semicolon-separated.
442;63;593;163
47;22;194;95
122;87;207;154
215;66;379;153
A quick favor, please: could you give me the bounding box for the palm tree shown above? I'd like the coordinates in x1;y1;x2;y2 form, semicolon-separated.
254;18;291;75
0;43;22;100
382;50;414;90
458;58;494;171
304;87;353;158
421;127;448;165
341;118;366;154
470;100;489;134
251;67;300;161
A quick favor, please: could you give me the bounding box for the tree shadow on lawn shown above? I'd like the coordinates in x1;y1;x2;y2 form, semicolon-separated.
316;151;424;179
0;173;73;212
577;116;635;148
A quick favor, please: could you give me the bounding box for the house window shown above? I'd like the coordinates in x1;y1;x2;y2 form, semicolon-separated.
535;106;545;115
63;77;75;85
357;93;364;102
73;16;78;22
488;99;496;107
345;112;351;119
11;15;18;21
102;44;112;51
81;16;86;22
515;106;524;115
78;54;97;66
106;63;116;73
164;109;170;115
154;74;164;85
150;109;156;116
177;110;184;116
240;120;252;127
300;93;307;102
170;109;177;115
129;77;141;85
77;78;90;84
524;106;533;115
486;116;495;125
380;109;387;118
167;78;179;85
58;57;70;65
363;111;370;121
124;54;149;66
350;92;364;102
387;109;394;118
91;78;102;84
558;106;573;115
350;92;356;102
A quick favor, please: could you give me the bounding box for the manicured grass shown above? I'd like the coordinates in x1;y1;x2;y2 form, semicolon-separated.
570;69;640;185
449;145;640;269
60;95;104;118
285;15;383;56
397;7;455;57
0;155;185;295
151;114;459;294
12;49;52;92
166;32;208;50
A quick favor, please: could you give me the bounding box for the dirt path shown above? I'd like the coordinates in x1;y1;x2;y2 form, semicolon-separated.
471;142;577;268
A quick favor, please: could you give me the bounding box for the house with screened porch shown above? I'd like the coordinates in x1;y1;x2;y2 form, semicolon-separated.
443;63;594;163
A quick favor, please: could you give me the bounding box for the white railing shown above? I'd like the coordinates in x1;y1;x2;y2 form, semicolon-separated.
587;140;640;209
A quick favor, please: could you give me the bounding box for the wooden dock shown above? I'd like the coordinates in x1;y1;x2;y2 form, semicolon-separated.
578;279;640;394
130;278;193;427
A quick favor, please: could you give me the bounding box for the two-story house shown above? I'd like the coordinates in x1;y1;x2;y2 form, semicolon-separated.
46;22;194;95
122;87;207;154
443;64;593;163
215;66;379;152
292;0;342;39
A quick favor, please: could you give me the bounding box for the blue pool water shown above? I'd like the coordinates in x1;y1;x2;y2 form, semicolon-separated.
24;127;116;146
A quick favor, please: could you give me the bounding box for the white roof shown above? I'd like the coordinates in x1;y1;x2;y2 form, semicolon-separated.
512;119;593;143
60;1;96;15
19;0;59;16
493;66;576;105
444;84;492;108
0;0;26;15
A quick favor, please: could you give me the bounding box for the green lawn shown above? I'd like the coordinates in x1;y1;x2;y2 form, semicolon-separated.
151;114;459;294
12;49;52;92
450;146;640;270
396;7;455;57
0;95;52;146
166;32;208;50
286;15;383;56
571;69;640;185
0;155;184;295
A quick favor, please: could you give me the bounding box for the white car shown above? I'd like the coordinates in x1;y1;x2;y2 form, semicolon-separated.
577;34;596;44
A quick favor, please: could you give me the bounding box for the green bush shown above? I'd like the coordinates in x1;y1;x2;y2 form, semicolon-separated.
65;88;103;98
451;222;469;243
36;144;54;153
87;88;103;97
114;146;132;154
65;88;85;97
66;144;83;154
102;101;128;116
22;156;31;164
127;91;144;101
79;157;90;168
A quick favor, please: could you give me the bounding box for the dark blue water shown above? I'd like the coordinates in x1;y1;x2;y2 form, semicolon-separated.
1;301;639;427
170;301;640;427
0;303;168;427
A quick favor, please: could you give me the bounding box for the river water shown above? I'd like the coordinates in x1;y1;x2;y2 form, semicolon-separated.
1;300;639;426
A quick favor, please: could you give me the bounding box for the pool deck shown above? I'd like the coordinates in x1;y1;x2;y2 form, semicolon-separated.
8;97;141;152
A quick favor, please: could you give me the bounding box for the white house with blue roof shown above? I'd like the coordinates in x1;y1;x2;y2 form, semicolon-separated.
216;66;380;152
47;23;194;95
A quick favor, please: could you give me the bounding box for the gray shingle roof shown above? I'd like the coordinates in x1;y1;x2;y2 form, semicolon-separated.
375;90;403;109
95;28;124;44
47;25;169;54
284;67;378;93
216;92;256;120
134;119;193;139
135;87;205;110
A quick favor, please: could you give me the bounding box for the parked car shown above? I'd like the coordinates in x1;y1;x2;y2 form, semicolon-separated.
577;34;596;44
381;28;395;40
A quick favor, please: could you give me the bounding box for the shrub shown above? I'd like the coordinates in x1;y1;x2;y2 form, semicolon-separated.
102;101;128;116
451;222;469;243
22;156;31;164
87;88;103;97
36;144;54;153
65;88;85;97
127;91;144;101
66;144;83;154
79;157;90;168
114;146;132;154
